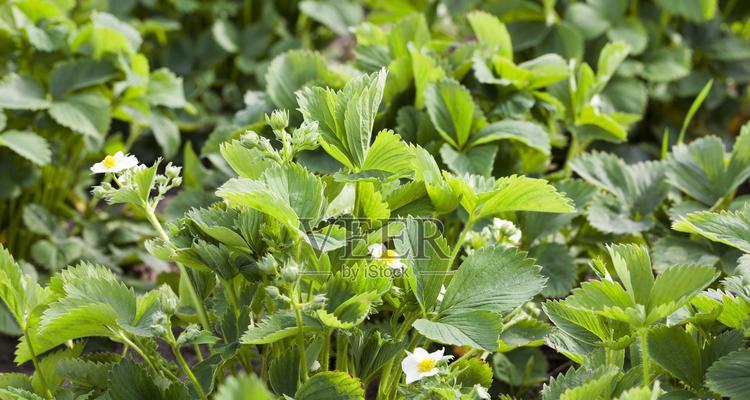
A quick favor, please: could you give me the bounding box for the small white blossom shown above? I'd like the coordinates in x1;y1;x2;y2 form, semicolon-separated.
474;384;491;399
90;151;138;174
368;244;406;271
401;347;453;384
310;360;321;372
492;218;521;245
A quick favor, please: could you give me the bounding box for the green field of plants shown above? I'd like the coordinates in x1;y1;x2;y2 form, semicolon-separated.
1;0;750;399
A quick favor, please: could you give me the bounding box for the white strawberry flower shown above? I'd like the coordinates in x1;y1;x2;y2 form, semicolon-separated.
90;151;139;174
401;347;453;384
474;384;491;399
368;243;406;271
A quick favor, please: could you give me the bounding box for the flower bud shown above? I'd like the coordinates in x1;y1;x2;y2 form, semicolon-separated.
281;264;299;282
257;254;278;274
165;164;181;178
267;109;289;131
265;285;281;299
171;176;183;187
92;186;108;199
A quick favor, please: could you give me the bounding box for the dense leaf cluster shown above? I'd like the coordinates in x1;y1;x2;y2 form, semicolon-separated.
1;0;750;399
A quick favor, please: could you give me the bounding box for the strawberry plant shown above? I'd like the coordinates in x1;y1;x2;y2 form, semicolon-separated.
0;1;750;399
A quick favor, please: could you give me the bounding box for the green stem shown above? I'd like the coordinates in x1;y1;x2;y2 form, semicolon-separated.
563;134;580;177
24;328;53;399
221;277;240;316
639;328;650;385
336;332;348;372
118;332;178;380
321;329;332;371
449;217;475;266
169;341;208;400
144;205;211;331
291;281;309;381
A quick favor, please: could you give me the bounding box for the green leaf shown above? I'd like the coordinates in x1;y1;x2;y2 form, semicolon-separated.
298;69;387;169
673;205;750;253
49;59;117;97
572;152;668;234
475;175;575;219
147;68;186;108
22;203;58;236
647;326;703;389
360;130;415;178
211;19;238;52
666;129;750;206
414;311;501;351
295;371;364;400
652;236;719;272
557;367;620;400
0;246;46;331
678;80;713;143
0;131;51;166
150;111;180;158
17;264;175;362
409;45;445;108
493;347;548;387
706;348;750;399
217;163;326;232
91;12;142;52
394;217;450;312
414;147;459;213
0;74;50;110
471;120;551;156
339;68;387;168
595;41;630;91
267;50;330;111
467;11;513;59
219;140;273;180
530;243;577;298
499;318;551;350
425;79;478;149
440;247;546;316
454;357;493;388
48;93;111;138
240;312;321;344
654;0;717;22
299;1;364;36
607;244;654;306
607;19;648;55
542;366;619;400
641;46;692;83
564;4;609;40
109;359;188;400
440;144;498;177
539;22;583;61
57;358;115;390
214;373;274;400
646;264;718;323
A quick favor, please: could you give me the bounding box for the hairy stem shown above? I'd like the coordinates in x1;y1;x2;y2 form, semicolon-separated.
449;217;475;265
640;328;650;385
169;340;208;400
144;205;211;331
291;281;309;381
24;328;53;399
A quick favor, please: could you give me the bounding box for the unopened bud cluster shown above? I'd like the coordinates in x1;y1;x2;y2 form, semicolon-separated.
463;218;522;256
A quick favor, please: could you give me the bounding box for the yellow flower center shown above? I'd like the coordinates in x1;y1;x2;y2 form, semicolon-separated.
383;249;398;262
103;155;117;168
417;358;436;373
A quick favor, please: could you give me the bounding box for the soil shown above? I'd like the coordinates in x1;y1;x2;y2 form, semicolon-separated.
0;334;32;374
